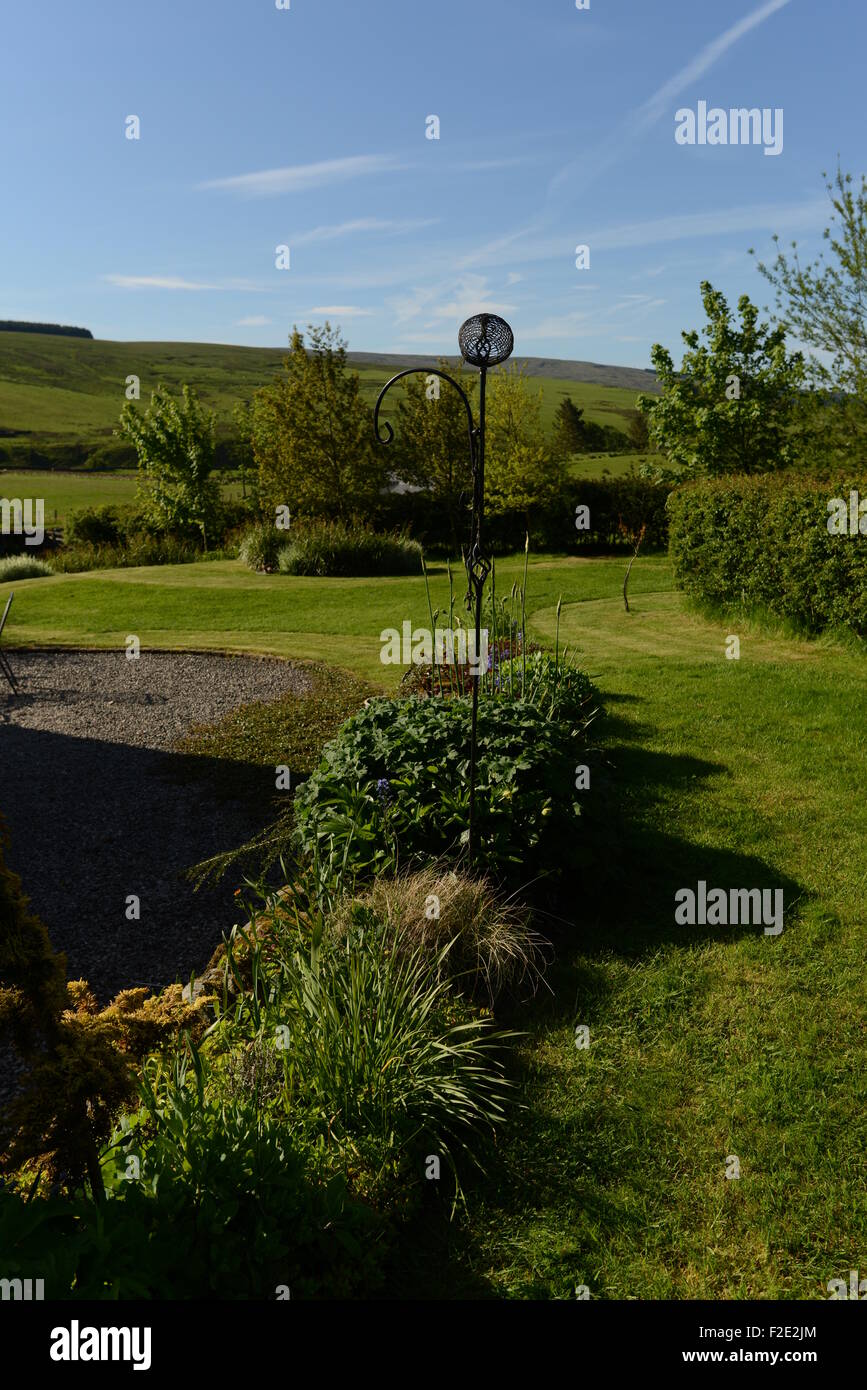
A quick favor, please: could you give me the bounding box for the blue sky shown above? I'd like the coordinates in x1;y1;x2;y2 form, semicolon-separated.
1;0;861;366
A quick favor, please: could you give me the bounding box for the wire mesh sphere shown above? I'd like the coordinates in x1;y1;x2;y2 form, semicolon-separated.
458;313;514;368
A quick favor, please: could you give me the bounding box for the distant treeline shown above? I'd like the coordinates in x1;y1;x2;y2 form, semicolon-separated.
0;321;93;339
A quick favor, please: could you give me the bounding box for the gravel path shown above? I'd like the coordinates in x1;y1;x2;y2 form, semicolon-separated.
1;650;313;1006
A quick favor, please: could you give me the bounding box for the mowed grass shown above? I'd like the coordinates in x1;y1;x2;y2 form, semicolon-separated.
0;553;668;683
0;470;242;523
3;552;863;1299
433;584;867;1298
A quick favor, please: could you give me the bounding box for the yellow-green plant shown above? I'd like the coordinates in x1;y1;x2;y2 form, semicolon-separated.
0;815;208;1200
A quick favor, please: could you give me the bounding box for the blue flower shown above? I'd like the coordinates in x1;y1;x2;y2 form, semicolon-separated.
375;777;393;805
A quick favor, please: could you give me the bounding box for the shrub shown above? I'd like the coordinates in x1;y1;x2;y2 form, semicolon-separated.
668;472;867;636
330;866;548;1003
374;475;674;553
50;537;215;573
238;520;286;572
277;519;422;577
66;505;123;545
0;555;52;581
0;816;207;1198
293;689;597;882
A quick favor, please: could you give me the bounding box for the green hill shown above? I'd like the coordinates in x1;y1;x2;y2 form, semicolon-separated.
0;331;654;471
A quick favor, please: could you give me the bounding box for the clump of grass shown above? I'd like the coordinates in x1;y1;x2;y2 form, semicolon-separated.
0;555;53;581
331;865;549;1004
277;519;422;577
237;521;285;572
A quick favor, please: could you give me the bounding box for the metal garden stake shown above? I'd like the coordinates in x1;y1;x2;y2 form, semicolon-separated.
374;312;515;862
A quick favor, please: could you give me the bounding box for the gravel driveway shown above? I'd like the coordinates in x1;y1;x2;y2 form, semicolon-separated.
1;649;313;1003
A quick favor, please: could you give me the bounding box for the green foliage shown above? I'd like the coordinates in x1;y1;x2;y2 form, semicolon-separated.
0;815;208;1199
391;361;476;551
118;384;221;546
50;537;230;574
0;555;52;581
264;919;513;1160
667;472;867;636
66;505;123;546
250;324;387;522
293;679;597;883
485;365;566;517
0;1092;384;1299
238;520;286;572
0;889;514;1298
752;164;867;465
277;519;422;577
0;320;92;339
552;396;631;455
639;281;805;481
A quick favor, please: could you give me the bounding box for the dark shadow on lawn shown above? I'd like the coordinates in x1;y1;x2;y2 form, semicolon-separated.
398;695;808;1296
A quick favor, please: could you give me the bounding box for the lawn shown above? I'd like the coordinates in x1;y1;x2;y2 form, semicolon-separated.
3;552;863;1298
0;470;242;524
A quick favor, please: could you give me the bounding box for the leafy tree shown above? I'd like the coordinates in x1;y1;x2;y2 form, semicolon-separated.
118;385;221;547
638;281;805;481
250;324;385;522
392;360;476;552
751;163;867;464
485;365;565;517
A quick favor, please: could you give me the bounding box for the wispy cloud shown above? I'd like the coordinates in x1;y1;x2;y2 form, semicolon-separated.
307;305;373;318
292;217;437;247
236;315;271;326
198;154;404;197
550;0;794;197
105;274;221;290
633;0;793;133
457;197;826;273
589;199;826;250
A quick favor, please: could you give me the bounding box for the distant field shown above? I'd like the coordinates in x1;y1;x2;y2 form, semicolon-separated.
0;331;646;450
568;451;656;479
0;470;241;523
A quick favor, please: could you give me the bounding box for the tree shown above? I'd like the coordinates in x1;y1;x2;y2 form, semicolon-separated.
118;385;221;546
751;163;867;464
552;397;589;455
624;407;651;453
250;323;385;522
552;396;631;455
638;281;805;481
485;365;565;517
391;360;476;552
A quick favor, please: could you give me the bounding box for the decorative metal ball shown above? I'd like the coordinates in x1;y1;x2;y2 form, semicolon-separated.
458;313;514;368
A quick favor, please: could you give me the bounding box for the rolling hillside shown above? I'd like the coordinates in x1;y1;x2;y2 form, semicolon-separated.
0;331;657;464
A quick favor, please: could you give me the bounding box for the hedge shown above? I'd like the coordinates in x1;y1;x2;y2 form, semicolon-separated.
375;477;673;554
667;472;867;636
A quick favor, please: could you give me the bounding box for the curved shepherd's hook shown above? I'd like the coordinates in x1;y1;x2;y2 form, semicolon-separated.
373;368;477;469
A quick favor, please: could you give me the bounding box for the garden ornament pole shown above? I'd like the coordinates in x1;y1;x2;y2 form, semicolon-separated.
373;313;514;864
